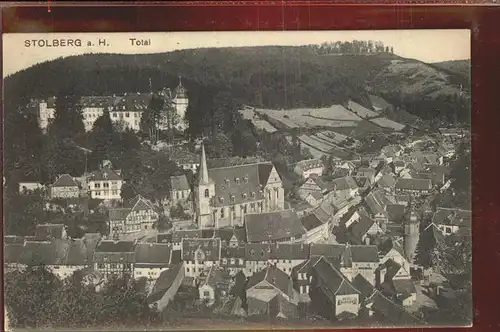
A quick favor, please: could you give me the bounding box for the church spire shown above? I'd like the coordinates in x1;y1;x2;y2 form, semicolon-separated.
199;143;210;185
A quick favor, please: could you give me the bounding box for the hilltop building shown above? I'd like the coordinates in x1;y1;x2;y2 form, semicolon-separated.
194;144;285;229
34;77;189;133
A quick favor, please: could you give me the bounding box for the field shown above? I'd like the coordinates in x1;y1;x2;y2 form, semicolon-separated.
298;130;357;159
254;105;361;130
238;108;278;133
370;117;406;131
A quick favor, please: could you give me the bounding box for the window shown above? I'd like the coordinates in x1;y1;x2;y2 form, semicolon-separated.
98;263;104;269
243;205;247;213
135;113;139;118
94;183;100;188
112;181;117;185
251;192;256;198
176;192;180;200
250;203;255;211
187;268;190;272
236;178;240;184
204;189;209;197
242;193;247;199
220;208;225;218
230;258;235;264
223;258;227;264
244;177;249;184
96;191;101;196
125;112;130;117
204;291;210;297
103;182;109;188
181;191;185;199
112;190;117;195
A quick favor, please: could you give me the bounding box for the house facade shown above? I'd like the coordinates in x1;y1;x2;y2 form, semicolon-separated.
50;174;80;199
109;195;159;237
88;167;123;200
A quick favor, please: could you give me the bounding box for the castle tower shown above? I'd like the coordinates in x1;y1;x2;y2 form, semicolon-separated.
403;211;420;263
195;144;215;228
173;75;188;132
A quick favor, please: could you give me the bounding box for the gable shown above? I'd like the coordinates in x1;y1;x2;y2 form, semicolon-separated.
266;166;282;185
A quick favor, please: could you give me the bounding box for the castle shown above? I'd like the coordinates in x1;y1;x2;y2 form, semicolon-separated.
194;144;285;229
35;77;189;133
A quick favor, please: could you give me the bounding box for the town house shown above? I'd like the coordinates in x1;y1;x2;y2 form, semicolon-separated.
49;174;80;199
244;243;309;277
181;238;221;278
294;159;324;180
109;195;159;237
244;210;306;244
88;167;123;200
93;240;136;278
133;243;173;283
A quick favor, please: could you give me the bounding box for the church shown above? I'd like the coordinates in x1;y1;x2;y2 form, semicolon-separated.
195;145;285;229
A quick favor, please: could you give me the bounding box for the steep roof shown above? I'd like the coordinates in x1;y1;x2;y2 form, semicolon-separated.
134;243;172;266
245;265;292;297
245;243;309;261
147;264;184;304
333;176;359;191
35;224;65;241
386;204;406;223
312;257;360;297
432;207;472;228
301;213;324;231
95;240;136;253
113;92;152;112
52;174;79;188
395;178;432;191
244;210;305;243
349;216;376;243
127;195;157;213
170;175;190;191
109;208;131;221
207;163;277;208
89;167;122;181
352;274;376;302
378;174;397;188
181;238;221;262
309;244;379;264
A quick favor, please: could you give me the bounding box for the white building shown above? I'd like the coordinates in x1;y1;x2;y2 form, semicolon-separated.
88;167;123;200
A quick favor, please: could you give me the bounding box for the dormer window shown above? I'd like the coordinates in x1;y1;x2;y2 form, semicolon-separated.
251;192;256;198
235;177;240;184
242;193;247;199
244;177;249;184
219;197;224;204
230;195;235;202
225;179;230;185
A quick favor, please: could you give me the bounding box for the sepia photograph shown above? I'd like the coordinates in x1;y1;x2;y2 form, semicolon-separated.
3;30;471;329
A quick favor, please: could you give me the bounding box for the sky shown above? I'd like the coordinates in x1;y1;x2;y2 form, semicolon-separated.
3;30;470;77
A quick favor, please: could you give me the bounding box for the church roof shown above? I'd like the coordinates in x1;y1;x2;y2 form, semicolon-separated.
174;77;187;99
208;163;276;208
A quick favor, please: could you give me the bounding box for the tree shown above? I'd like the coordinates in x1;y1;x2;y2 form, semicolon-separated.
4;189;45;236
204;133;233;158
414;222;438;269
5;267;61;328
49;87;85;142
87;110;114;166
120;182;137;202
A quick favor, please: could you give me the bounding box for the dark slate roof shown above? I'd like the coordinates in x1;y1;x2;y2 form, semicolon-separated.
393;278;417;295
301;213;324;231
172;229;203;243
310;244;379;264
370;291;422;324
245;243;310;261
208;163;276;208
395;178;432;191
378;174;397;188
307;191;323;201
245;265;292;297
312;257;360;297
89;167;122;181
5;244;25;263
349;216;376;243
113;93;152;112
386;204;406;223
95;240;136;253
244;210;305;243
147;263;184;304
109;208;131;221
134;243;172;266
35;224;65;241
221;246;246;260
352;274;376;302
157;233;173;244
432;207;472;227
170;175;190;191
333;176;359;191
181;238;221;262
79;95;118;108
4;235;25;245
52;174;79;188
382;259;403;281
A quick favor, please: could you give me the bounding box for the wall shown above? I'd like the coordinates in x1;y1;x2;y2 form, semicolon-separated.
89;179;122;200
334;294;359;317
199;284;216;306
50;186;80;199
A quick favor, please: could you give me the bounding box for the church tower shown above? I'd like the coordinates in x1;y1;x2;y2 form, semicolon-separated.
173;75;188;132
195;144;215;228
403;211;420;263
